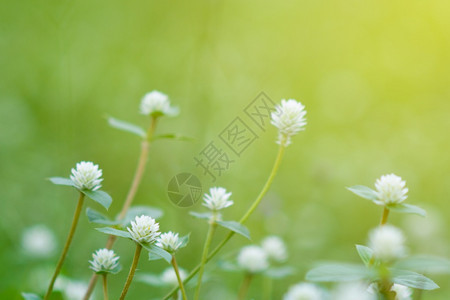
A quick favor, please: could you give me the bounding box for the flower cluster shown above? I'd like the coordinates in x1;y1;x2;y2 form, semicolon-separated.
157;231;182;253
70;161;103;191
140;90;179;117
375;174;408;205
237;245;269;273
127;215;161;244
89;248;120;274
369;225;406;262
261;235;288;262
271;99;307;146
202;187;233;211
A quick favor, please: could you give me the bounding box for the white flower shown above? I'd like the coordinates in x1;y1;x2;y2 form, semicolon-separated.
369;225;406;261
375;174;408;205
62;280;88;300
70;161;103;191
333;283;375;300
202;187;233;211
237;245;269;273
161;267;187;286
271;99;307;146
140;90;179;117
21;225;57;258
157;231;183;253
283;282;324;300
89;248;120;274
127;215;160;244
391;284;412;300
261;236;288;262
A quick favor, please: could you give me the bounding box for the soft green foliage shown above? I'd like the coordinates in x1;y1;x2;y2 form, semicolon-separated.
108;117;146;138
81;190;112;210
391;269;439;290
216;220;251;240
356;244;374;267
305;263;374;282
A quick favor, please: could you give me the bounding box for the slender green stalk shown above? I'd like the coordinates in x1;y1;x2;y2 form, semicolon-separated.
119;243;143;300
44;192;85;300
83;118;157;300
102;274;108;300
263;276;273;300
172;255;188;300
194;221;217;299
238;273;253;300
380;207;390;225
163;146;286;299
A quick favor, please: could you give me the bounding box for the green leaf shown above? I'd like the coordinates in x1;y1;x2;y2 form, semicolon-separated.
356;245;373;267
347;185;379;203
152;133;194;141
265;266;296;279
391;269;439;290
48;177;75;187
216;220;250;240
388;203;426;217
122;206;163;226
136;273;164;286
394;255;450;275
82;190;112;210
306;263;374;282
86;208;120;225
178;233;190;249
143;244;172;264
189;211;213;220
22;293;42;300
95;227;131;239
108;117;146;138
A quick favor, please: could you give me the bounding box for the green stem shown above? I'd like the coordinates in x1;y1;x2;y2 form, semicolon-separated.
172;255;188;300
263;276;273;300
119;243;142;300
83;118;157;300
380;207;390;225
163;146;286;299
194;221;217;300
238;273;253;300
44;192;85;300
102;274;108;300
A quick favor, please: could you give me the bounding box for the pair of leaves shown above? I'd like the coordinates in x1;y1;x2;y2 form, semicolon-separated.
347;185;426;217
86;206;163;226
190;211;250;240
49;177;112;210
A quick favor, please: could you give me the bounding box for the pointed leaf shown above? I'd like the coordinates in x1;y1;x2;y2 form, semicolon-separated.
189;211;213;220
391;269;439;290
356;245;373;267
152;133;194;141
121;206;163;226
108;117;146;138
216;220;250;240
22;293;42;300
388;203;426;217
306;263;374;282
347;185;379;202
82;190;112;210
86;208;120;225
48;177;75;187
265;266;296;279
179;233;190;249
95;227;131;239
394;255;450;275
143;244;172;264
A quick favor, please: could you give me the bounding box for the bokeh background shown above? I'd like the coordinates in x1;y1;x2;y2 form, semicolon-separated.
1;0;449;299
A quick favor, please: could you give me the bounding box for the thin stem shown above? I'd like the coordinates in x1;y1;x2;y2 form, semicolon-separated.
380;207;390;225
102;274;108;300
194;221;217;300
163;146;286;299
44;192;85;300
119;243;142;300
172;255;188;300
83;118;157;300
238;273;253;300
263;276;273;300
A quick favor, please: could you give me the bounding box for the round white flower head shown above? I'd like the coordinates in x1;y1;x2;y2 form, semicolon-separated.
283;282;324;300
391;284;412;300
21;225;57;258
271;99;307;146
156;231;182;253
89;248;120;274
202;187;233;211
127;215;160;244
237;245;269;273
140;90;179;117
375;174;408;205
161;267;187;286
369;225;406;262
62;280;88;300
333;283;375;300
261;235;288;262
70;161;103;191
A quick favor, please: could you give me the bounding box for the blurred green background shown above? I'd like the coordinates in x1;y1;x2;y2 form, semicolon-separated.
1;0;449;299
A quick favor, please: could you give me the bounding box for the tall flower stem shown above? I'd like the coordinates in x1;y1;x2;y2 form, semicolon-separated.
119;243;143;300
164;146;286;299
237;273;253;300
194;220;217;300
263;277;273;300
102;274;109;300
172;255;188;300
44;192;85;300
83;118;157;300
380;207;390;225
